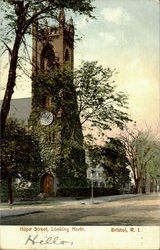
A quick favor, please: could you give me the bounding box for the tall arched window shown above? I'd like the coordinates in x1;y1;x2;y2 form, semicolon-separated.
65;49;70;62
41;43;55;72
42;92;52;108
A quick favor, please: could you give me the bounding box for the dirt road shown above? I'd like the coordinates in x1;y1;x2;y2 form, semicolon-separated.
1;193;159;226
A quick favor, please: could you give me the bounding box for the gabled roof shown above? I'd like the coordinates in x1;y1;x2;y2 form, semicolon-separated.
0;98;32;124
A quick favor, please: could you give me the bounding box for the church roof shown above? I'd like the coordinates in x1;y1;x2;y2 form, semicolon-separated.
0;98;31;124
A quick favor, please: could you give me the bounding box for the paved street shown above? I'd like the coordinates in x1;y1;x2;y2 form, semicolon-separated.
0;193;159;226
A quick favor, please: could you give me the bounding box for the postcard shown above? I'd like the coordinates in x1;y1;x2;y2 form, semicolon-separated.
0;0;159;249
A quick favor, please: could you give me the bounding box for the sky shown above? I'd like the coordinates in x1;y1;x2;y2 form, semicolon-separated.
0;0;159;131
73;0;160;131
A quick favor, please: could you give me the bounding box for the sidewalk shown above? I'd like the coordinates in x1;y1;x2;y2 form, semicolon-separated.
79;193;141;204
0;194;141;218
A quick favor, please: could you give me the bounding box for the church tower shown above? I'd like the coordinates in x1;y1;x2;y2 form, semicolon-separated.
29;11;85;196
32;10;74;76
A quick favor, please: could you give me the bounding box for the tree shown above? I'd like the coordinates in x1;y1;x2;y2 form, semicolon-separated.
119;126;160;193
1;118;43;204
147;141;160;178
143;138;160;192
102;137;130;190
74;61;131;141
87;137;130;190
0;0;94;137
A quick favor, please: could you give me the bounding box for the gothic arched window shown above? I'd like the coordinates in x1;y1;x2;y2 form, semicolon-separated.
41;43;55;72
65;49;70;62
42;92;52;108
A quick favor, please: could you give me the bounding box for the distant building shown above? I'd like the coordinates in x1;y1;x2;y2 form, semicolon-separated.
87;163;106;187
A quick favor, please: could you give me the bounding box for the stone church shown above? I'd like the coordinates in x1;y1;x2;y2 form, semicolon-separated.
29;10;85;196
2;10;86;198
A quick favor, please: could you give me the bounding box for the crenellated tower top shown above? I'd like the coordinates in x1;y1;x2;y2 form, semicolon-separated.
32;10;74;76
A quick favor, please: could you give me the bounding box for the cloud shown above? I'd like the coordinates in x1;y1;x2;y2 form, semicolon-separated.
99;32;118;45
101;7;131;24
125;58;142;72
75;17;94;29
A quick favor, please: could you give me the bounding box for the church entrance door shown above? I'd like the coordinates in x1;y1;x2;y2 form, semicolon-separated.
42;174;53;194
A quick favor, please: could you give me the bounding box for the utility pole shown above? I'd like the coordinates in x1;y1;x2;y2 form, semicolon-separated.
91;169;95;204
91;175;94;204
